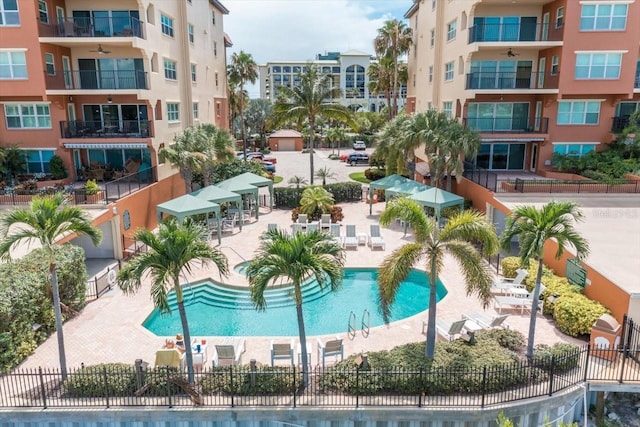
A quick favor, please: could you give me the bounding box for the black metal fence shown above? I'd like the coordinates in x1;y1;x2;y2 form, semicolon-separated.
498;178;640;194
1;343;638;409
463;161;498;192
85;262;121;300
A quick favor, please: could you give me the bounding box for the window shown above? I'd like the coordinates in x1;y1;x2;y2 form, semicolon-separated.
538;57;546;88
5;103;51;129
580;3;628;31
443;101;453;118
432;0;436;10
215;71;219;87
556;7;564;28
211;10;215;25
430;29;435;47
0;51;27;79
44;53;55;75
553;143;597;157
190;63;196;82
213;41;217;56
0;0;20;26
167;103;179;121
444;62;454;81
216;101;221;117
429;66;433;83
193;102;199;120
575;53;622;79
447;20;457;41
25;150;55;173
164;59;177;80
38;0;48;23
187;23;194;43
551;55;559;75
557;101;601;125
160;13;174;37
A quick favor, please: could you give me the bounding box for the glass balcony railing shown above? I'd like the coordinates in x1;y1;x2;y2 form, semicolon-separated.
635;74;640;89
466;72;545;90
39;17;145;38
463;117;549;133
468;22;562;43
60;120;153;138
63;70;149;90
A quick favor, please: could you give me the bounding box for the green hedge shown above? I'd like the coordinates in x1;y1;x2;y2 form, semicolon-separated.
0;245;88;372
273;182;362;209
532;343;581;374
64;363;137;397
553;293;610;337
200;365;300;395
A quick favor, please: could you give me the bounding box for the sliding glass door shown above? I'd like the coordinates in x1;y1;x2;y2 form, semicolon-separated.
475;143;526;170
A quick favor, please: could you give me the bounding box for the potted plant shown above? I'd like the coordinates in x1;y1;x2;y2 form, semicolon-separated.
49;155;68;180
84;179;104;203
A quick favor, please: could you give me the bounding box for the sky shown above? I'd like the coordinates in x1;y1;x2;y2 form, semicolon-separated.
223;0;412;97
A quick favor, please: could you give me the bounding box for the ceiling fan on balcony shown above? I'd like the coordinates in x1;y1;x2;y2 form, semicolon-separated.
89;44;111;55
502;48;520;58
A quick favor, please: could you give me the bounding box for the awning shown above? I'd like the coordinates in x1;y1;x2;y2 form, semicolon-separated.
480;138;545;142
63;143;148;149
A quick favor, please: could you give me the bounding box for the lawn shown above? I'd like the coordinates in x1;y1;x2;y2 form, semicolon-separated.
349;172;371;183
273;176;284;184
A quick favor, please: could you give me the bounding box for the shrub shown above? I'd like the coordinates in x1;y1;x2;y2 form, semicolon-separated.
63;363;137;397
478;329;525;352
537;276;580;316
533;343;581;374
49;155;67;180
500;257;522;278
364;168;385;181
553;293;609;337
328;154;340;160
200;365;300;395
84;179;100;195
274;182;362;209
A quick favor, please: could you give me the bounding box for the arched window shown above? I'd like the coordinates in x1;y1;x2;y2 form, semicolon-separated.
345;65;365;98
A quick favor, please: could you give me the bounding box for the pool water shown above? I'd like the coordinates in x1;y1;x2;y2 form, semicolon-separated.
143;268;447;336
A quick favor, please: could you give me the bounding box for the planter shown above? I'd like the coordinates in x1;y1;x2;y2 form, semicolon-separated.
85;191;105;204
36;178;72;189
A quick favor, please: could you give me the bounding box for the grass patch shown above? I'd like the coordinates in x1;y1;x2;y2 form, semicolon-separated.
349;172;371;183
273;176;284;184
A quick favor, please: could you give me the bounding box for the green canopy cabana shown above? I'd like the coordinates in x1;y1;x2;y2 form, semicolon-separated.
191;185;244;230
385;180;431;199
368;174;413;214
410;188;465;223
215;179;260;220
156;194;222;244
233;172;274;209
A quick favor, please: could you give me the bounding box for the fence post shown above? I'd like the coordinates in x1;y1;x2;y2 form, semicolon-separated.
548;355;556;396
230;367;234;408
38;367;48;409
355;367;359;408
292;365;296;408
481;366;487;408
102;365;110;408
94;276;99;298
166;366;172;408
583;344;590;382
418;368;423;408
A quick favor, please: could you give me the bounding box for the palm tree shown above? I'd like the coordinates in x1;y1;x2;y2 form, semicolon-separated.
441;119;481;192
288;175;308;189
378;198;498;359
374;19;413;118
228;51;258;160
325;126;346;155
0;144;26;183
314;167;336;186
299;186;334;220
272;64;354;184
246;229;345;386
117;218;229;382
159;126;208;193
499;202;589;360
367;57;393;117
198;124;236;186
0;193;102;379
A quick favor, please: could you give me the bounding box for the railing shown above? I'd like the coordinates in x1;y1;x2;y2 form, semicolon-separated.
122;236;147;261
0;344;638;409
611;115;640;133
466;72;546;90
103;166;157;203
463;117;549;133
60;120;153;138
463;161;498;192
635;74;640;89
39;17;145;39
85;262;121;300
468;22;562;43
63;70;149;90
497;178;640;194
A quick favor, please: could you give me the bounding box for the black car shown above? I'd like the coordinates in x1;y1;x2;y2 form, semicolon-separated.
347;152;370;166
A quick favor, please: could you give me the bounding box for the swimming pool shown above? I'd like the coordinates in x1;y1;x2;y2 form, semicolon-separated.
143;268;447;336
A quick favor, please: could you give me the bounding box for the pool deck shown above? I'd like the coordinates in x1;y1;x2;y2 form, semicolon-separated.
18;201;583;371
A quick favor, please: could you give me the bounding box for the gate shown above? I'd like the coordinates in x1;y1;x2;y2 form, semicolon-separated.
620;314;640;362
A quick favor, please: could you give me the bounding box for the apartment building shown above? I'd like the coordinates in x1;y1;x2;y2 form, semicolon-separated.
405;0;640;174
0;0;230;183
258;50;407;113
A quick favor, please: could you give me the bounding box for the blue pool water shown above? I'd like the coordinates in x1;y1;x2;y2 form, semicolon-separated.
142;268;447;336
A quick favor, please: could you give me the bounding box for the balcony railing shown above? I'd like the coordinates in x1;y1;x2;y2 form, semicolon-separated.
635;74;640;88
611;116;640;133
468;22;562;43
463;117;549;133
64;70;148;90
466;72;545;90
60;120;153;138
39;16;145;38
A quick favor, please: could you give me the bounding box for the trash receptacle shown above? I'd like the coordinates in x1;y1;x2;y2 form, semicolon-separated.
590;314;621;361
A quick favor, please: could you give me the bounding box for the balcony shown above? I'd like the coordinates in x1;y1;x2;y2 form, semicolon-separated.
60;120;153;139
466;72;547;91
63;70;149;90
468;23;562;44
39;17;145;39
463;117;549;134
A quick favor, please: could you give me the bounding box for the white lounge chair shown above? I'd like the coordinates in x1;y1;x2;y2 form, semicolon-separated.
291;223;303;234
307;222;319;233
270;339;295;366
493;295;533;314
330;224;343;245
212;337;246;367
297;214;309;229
343;225;358;249
432;318;468;341
317;336;344;368
320;213;331;230
463;312;510;329
221;218;235;234
491;269;528;295
368;224;386;250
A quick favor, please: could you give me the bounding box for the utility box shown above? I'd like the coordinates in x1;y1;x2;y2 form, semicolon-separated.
590;314;622;361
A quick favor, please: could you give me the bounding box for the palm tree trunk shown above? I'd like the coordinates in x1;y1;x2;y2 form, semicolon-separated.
181;169;193;194
526;259;545;360
309;118;316;185
50;263;68;380
295;301;309;388
424;258;439;360
176;290;195;383
240;84;248;161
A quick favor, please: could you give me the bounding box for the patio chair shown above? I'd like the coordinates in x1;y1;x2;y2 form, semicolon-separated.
432;318;468;341
212;337;246;367
270;339;295;366
490;269;528;295
154;348;184;368
267;223;278;232
242;208;253;224
307;222;319;233
463;312;510;330
493;294;533;314
297;214;309;228
317;336;344;369
291;223;303;234
221;217;235;234
368;224;386;250
320;214;331;230
330;224;343;245
343;225;358;249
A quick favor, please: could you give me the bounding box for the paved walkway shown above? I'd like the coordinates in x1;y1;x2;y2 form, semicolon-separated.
18;199;583;371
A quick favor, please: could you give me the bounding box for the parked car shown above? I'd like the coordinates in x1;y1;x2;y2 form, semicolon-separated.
262;161;276;173
352;141;367;150
237;151;277;164
347;152;370;166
